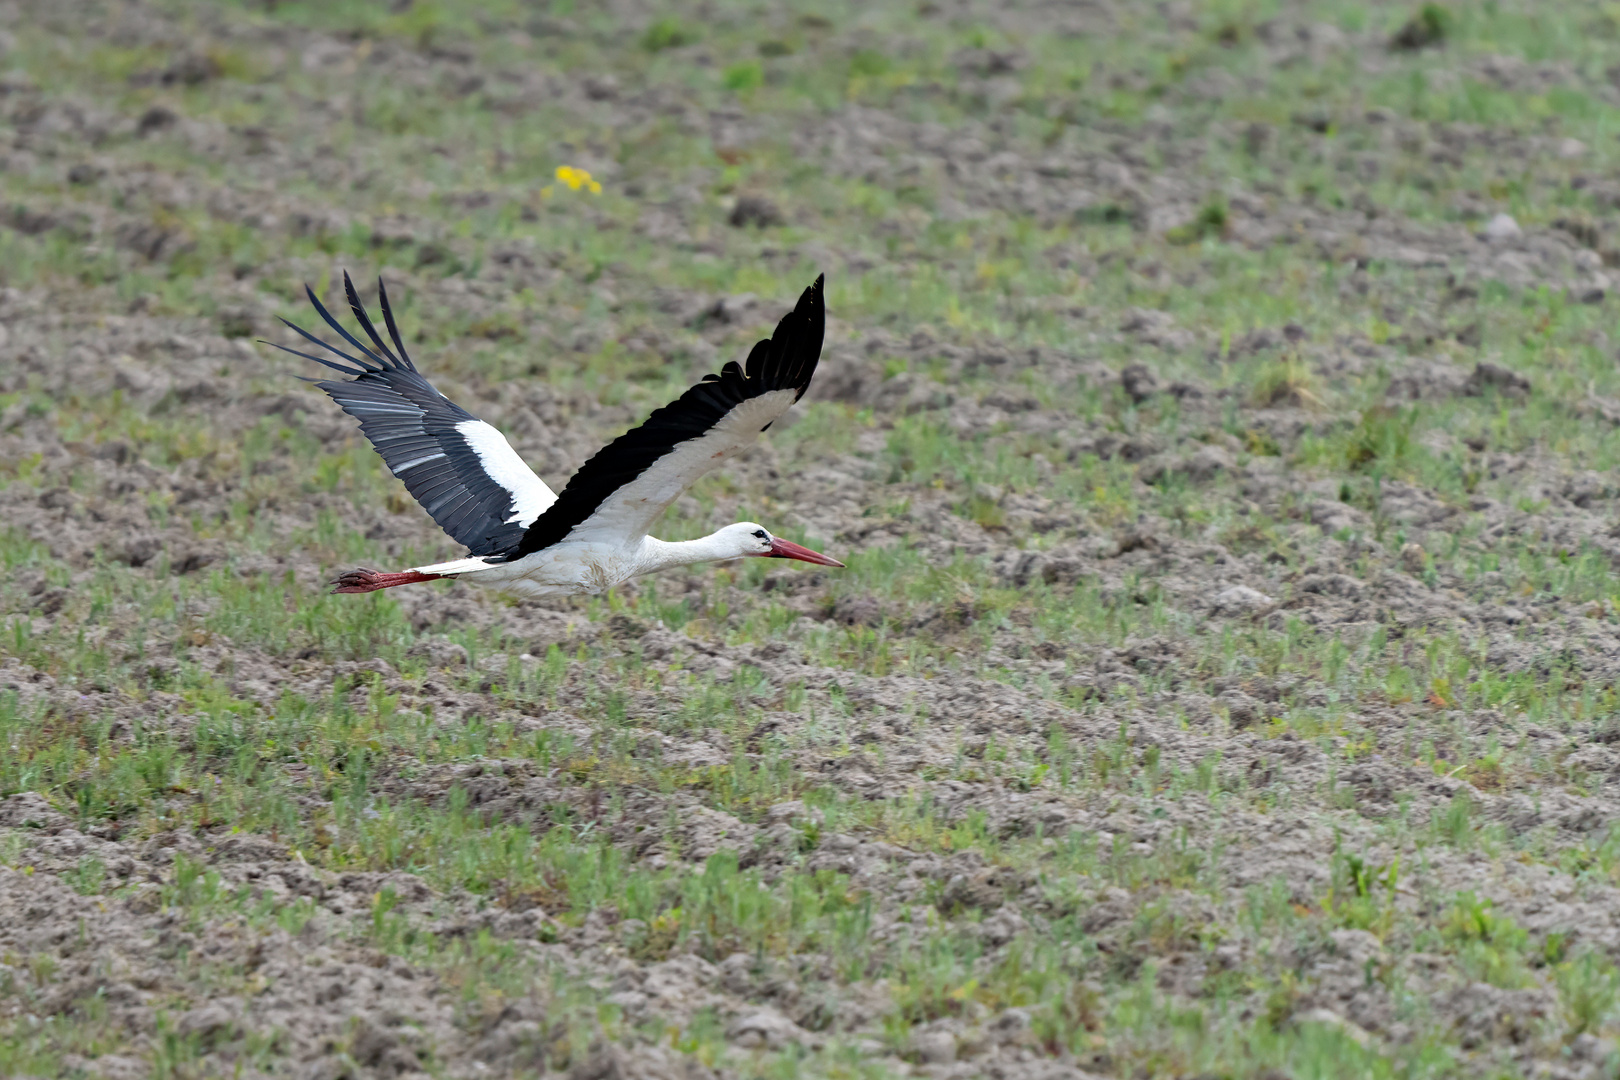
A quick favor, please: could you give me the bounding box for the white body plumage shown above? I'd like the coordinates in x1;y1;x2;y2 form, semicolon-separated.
265;273;842;598
413;524;836;599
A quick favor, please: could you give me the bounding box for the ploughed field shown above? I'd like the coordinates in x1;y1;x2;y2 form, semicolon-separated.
7;1;1620;1077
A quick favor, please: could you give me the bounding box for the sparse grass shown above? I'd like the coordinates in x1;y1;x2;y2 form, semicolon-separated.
4;0;1620;1075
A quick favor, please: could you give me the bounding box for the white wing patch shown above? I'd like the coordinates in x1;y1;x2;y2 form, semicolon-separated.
456;419;558;526
566;388;799;547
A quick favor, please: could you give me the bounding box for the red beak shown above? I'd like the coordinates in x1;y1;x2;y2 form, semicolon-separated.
766;537;845;567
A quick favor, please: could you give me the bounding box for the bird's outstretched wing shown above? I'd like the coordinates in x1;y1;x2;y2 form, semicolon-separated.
510;274;824;559
265;272;557;557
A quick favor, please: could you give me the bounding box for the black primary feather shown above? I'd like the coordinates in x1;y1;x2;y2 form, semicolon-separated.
509;274;824;559
262;273;538;556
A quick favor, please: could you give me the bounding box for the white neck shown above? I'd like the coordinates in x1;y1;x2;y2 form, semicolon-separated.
634;533;744;576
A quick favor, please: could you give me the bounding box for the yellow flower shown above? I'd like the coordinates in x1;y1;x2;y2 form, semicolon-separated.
554;165;602;194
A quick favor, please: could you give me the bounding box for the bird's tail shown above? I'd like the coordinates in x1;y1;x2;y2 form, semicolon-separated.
331;556;497;594
331;568;442;594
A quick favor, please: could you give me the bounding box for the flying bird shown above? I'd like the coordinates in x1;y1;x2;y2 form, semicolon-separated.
266;272;842;597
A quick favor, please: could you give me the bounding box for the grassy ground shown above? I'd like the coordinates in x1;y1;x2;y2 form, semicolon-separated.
7;0;1620;1077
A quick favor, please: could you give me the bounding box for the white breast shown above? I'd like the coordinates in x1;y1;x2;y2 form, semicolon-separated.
459;543;638;598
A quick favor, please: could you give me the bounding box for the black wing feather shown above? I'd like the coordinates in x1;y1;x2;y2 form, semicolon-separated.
344;273;404;368
509;274;824;559
278;315;376;374
377;278;418;371
262;274;544;557
305;278;395;370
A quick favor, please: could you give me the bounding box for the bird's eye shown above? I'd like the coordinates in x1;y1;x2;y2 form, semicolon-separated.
753;530;767;539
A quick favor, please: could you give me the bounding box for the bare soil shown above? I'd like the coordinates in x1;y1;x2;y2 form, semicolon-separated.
6;1;1620;1078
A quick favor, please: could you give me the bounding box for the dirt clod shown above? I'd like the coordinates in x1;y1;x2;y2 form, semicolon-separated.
1120;363;1160;404
3;3;1619;1077
728;195;784;229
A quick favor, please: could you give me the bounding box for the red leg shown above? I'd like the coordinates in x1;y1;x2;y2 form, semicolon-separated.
331;568;443;594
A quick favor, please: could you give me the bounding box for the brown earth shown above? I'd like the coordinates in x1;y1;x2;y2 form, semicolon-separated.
5;0;1620;1078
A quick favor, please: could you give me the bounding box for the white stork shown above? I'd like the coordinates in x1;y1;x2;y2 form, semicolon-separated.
266;272;843;597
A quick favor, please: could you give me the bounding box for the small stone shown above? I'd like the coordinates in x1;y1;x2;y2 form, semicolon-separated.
111;355;171;398
977;906;1029;947
1213;585;1274;613
912;1030;957;1064
1558;137;1587;159
766;800;808;824
117;536;163;568
1481;213;1522;242
1310;499;1365;534
582;74;619;101
717;952;755;994
725;1008;809;1050
1572;1032;1617;1062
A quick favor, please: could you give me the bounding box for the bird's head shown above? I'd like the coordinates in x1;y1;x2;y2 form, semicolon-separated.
723;522;845;567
